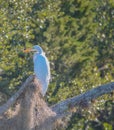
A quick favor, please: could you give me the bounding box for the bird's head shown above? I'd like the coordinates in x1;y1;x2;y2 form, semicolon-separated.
23;45;43;54
33;45;43;54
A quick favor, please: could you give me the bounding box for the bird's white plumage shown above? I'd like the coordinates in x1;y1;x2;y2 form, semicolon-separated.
33;45;50;96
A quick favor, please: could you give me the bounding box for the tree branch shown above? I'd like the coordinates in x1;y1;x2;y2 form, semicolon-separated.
0;75;114;122
0;75;34;115
51;82;114;116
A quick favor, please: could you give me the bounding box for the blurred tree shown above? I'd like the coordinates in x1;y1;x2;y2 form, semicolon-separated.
0;0;114;129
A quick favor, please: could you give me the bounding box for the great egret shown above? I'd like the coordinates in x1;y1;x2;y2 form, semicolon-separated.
23;45;50;96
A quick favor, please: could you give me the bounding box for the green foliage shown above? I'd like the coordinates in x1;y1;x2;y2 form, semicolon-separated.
66;100;114;130
0;0;114;129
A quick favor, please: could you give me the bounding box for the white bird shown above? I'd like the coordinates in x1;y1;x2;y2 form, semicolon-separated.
23;45;50;96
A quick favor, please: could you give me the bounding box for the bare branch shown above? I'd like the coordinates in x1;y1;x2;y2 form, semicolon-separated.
0;75;34;115
0;76;114;130
51;82;114;116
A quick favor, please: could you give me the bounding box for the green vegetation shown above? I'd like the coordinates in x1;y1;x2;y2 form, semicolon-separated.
0;0;114;129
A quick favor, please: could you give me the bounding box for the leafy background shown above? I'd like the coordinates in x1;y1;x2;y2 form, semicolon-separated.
0;0;114;129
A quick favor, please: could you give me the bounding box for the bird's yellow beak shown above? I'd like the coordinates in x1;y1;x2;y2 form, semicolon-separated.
23;48;37;53
23;48;32;53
